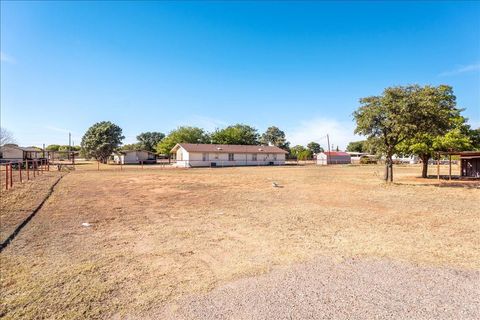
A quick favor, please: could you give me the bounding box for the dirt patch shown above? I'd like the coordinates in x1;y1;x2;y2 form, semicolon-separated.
0;165;478;319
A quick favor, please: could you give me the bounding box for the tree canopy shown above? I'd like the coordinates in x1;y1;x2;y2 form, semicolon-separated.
136;132;165;152
307;141;323;154
156;126;209;155
81;121;124;163
346;141;366;153
0;128;15;146
354;85;459;181
260;126;289;149
210;124;259;145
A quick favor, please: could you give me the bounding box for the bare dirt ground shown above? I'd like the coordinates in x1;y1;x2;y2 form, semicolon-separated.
0;164;478;319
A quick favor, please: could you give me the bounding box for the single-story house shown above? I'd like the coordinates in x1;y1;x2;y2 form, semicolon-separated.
316;151;351;165
392;155;419;164
0;145;43;161
113;150;157;165
171;143;288;167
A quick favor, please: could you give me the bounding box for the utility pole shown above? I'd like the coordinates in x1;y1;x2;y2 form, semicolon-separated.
326;134;331;165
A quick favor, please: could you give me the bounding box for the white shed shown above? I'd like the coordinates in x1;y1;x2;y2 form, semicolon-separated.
316;151;351;165
113;150;156;164
171;143;288;167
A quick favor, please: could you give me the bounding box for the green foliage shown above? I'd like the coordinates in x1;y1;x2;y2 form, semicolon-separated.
467;127;480;150
289;145;306;158
210;124;259;145
297;149;313;160
46;144;81;152
46;144;61;151
260;126;290;149
81;121;124;163
121;143;142;151
136;132;165;152
156;126;209;155
346;141;366;153
307;142;323;154
354;85;459;181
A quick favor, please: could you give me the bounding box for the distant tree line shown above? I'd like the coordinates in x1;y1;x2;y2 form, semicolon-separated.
79;120;330;163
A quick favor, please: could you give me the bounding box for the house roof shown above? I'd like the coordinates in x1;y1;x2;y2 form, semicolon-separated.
0;145;41;152
321;151;351;156
171;143;288;154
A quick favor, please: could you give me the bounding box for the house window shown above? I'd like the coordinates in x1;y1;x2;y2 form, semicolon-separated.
273;154;277;161
202;153;209;161
228;153;234;161
252;154;257;161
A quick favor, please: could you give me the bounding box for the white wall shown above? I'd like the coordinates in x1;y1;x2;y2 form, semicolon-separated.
0;147;24;160
176;148;286;167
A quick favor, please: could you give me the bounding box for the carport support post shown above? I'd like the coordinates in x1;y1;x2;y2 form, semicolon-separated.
449;154;452;180
437;153;440;181
19;162;22;183
26;160;29;180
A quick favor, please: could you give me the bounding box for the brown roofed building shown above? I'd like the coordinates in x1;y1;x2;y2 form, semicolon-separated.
171;143;288;167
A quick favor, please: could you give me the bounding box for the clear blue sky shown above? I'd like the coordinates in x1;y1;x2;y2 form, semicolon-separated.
1;1;479;149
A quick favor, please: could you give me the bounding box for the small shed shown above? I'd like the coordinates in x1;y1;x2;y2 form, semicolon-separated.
317;151;351;165
113;150;156;164
459;151;480;178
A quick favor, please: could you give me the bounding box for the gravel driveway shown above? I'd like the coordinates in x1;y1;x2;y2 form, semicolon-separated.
158;257;479;319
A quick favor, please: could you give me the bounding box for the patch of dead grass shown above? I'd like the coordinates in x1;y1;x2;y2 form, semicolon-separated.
0;165;478;319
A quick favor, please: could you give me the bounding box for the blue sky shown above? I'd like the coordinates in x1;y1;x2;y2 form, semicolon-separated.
1;1;479;149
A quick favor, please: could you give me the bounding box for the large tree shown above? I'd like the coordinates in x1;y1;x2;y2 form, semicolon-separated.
136;132;165;152
307;142;323;154
210;124;259;145
346;141;366;153
260;126;289;149
81;121;124;163
156;126;209;155
354;85;458;182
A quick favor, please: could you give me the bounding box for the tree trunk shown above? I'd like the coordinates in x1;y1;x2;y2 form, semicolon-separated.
384;154;393;182
384;160;389;181
421;154;430;178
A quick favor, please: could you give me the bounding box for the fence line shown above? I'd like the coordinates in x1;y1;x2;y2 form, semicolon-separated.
0;159;50;191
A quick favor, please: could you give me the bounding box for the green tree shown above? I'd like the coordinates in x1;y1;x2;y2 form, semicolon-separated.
156;126;209;155
81;121;124;163
210;124;259;145
120;143;142;151
346;141;366;153
260;126;289;149
307;142;323;154
136;132;165;152
46;144;61;151
297;149;313;160
467;127;480;150
354;85;458;182
290;145;307;159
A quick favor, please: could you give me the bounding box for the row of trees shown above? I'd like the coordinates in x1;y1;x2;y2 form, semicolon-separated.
79;121;332;163
353;84;480;181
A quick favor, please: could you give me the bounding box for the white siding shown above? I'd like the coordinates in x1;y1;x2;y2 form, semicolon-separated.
175;147;286;167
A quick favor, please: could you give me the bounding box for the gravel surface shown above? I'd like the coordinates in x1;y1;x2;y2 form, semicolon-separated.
159;257;479;319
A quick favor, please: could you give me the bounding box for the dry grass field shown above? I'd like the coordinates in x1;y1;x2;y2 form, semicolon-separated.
1;164;479;319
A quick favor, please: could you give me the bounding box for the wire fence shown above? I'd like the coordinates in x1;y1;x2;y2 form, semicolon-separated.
0;159;50;191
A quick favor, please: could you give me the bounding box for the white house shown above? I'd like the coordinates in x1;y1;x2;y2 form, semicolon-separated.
113;150;156;164
0;145;43;161
392;155;419;164
316;151;351;165
171;143;288;167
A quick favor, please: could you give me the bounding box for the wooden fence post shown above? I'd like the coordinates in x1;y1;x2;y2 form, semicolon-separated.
19;161;22;183
9;164;13;189
5;165;8;190
26;160;30;180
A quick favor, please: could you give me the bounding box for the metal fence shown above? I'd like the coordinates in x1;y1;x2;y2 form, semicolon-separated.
0;159;50;190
